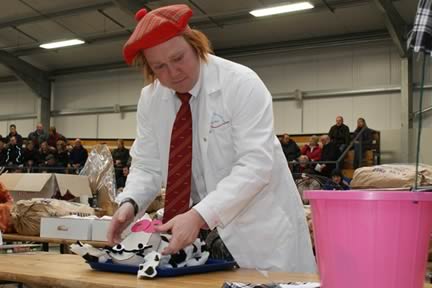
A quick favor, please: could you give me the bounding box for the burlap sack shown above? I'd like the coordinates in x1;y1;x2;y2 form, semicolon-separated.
0;181;13;233
12;198;95;236
351;164;432;189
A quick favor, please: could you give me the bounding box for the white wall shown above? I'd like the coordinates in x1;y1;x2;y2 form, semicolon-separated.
232;42;403;133
0;81;37;137
51;69;143;139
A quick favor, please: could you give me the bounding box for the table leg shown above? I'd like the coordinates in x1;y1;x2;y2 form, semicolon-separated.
42;243;49;252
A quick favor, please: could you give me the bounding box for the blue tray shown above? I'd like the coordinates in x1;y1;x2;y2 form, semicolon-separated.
87;259;237;277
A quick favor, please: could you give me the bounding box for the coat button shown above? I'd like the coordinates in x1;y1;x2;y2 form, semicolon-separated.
203;137;207;142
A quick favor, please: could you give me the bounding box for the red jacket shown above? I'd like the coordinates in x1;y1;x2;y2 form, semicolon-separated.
301;145;322;161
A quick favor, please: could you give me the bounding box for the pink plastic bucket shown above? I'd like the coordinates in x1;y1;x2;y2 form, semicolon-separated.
304;190;432;288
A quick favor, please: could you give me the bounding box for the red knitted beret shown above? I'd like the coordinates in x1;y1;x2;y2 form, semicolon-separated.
123;4;193;65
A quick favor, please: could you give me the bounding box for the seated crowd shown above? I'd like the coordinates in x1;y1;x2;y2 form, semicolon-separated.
0;123;131;190
279;116;375;190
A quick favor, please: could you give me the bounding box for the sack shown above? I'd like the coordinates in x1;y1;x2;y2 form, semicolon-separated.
12;198;94;236
0;181;13;233
351;164;432;189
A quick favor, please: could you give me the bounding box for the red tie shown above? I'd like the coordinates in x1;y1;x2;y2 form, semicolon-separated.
163;92;193;223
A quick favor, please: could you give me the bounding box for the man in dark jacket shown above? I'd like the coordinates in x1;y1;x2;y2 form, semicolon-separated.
352;117;373;169
28;123;49;149
22;141;41;171
112;139;130;166
5;136;23;167
318;135;340;177
0;140;6;166
328;116;350;152
69;138;88;172
5;124;23;147
280;134;301;162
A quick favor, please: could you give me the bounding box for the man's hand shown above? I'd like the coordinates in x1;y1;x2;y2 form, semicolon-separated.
154;209;205;255
107;202;135;245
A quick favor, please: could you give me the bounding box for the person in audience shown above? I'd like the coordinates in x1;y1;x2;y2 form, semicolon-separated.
69;138;88;172
5;136;23;168
56;140;70;172
47;126;67;148
280;133;301;163
328;116;350;152
292;155;316;176
112;139;130;181
317;135;340;177
28;123;49;149
352;117;373;169
5;124;23;147
0;140;6;166
323;169;350;190
22;141;40;172
112;139;130;166
41;154;64;174
116;165;130;190
301;135;321;161
39;141;55;166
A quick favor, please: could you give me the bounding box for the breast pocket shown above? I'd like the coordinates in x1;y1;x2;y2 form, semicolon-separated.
208;122;234;176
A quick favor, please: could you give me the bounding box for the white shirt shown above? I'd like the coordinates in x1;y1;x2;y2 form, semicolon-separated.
170;63;207;206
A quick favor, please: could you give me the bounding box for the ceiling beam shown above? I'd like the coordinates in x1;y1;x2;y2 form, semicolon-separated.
0;2;115;30
49;30;391;76
0;75;19;83
373;0;407;57
111;0;151;15
0;50;50;99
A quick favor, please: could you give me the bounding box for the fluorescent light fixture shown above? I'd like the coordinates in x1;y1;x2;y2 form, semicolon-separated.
250;2;314;17
39;39;85;49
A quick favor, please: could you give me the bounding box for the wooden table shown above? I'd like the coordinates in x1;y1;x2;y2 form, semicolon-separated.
0;254;431;288
0;253;320;288
2;233;108;253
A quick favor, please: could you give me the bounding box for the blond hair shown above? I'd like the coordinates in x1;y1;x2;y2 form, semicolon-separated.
132;28;213;83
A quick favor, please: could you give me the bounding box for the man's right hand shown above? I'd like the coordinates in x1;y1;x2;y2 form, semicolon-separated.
107;202;135;245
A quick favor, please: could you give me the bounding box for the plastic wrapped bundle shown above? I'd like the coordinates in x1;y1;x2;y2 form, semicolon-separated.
12;199;94;235
80;144;118;215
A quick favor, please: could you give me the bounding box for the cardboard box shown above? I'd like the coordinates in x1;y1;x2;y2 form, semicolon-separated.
0;173;93;202
40;217;93;240
91;218;111;241
91;217;133;241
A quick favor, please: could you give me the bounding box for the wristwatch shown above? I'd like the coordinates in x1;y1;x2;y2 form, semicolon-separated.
119;198;139;216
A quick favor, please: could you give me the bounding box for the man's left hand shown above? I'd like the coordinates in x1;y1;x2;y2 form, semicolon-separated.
154;209;205;255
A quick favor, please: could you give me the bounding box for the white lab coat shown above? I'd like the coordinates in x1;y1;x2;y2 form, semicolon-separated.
118;54;316;273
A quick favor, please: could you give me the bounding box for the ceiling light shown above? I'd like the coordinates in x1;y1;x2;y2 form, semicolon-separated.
250;2;314;17
39;39;85;49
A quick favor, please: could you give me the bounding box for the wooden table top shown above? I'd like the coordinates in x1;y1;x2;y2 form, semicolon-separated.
3;233;108;248
0;253;320;288
0;253;430;288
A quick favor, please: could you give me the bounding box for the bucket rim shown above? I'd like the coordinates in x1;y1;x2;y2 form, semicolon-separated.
303;190;432;201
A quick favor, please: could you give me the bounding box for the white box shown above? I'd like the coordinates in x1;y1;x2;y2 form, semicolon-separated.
40;217;93;240
91;219;111;241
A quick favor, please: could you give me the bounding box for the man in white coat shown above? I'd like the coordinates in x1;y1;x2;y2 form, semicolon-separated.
107;4;316;273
